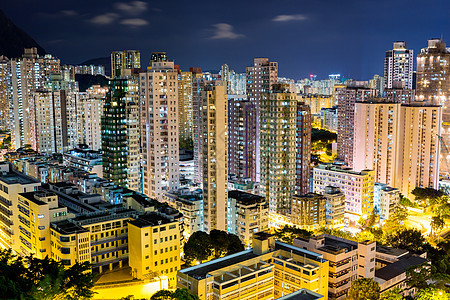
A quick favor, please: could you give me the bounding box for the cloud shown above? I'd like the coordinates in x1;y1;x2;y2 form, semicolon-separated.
273;14;307;22
115;1;147;15
209;23;244;40
60;10;78;17
90;13;119;25
120;18;149;27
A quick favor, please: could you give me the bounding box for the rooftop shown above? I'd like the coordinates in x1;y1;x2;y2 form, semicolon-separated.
277;289;324;300
315;164;373;176
314;235;358;254
228;190;265;205
181;250;259;280
375;255;428;281
51;219;88;235
276;241;326;263
19;191;51;206
128;212;174;228
376;245;409;258
0;164;40;185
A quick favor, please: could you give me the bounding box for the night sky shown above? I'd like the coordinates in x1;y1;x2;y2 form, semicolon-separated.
1;0;450;79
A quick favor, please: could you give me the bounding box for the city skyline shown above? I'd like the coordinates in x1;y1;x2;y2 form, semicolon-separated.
1;0;450;79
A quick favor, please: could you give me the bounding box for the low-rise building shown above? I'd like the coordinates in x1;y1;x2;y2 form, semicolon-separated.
323;186;345;229
164;189;203;240
228;190;268;248
290;193;326;230
375;255;428;297
294;234;376;300
128;213;181;287
63;145;103;177
313;164;375;225
374;183;400;221
0;162;41;250
278;289;325;300
17;191;72;258
178;232;329;300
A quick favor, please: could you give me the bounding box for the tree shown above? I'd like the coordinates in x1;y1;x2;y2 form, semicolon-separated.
184;231;244;264
172;288;200;300
210;230;230;258
348;278;380;300
390;205;408;224
151;290;176;300
411;187;446;206
274;226;313;244
406;263;432;290
0;249;94;300
226;233;245;254
380;288;404;300
151;289;199;300
431;215;445;236
384;228;426;252
315;227;356;241
184;231;212;264
414;288;448;300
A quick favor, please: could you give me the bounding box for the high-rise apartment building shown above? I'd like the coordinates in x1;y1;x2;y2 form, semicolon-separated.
416;39;450;103
260;84;296;217
336;87;376;168
228;95;257;180
34;90;73;154
353;99;401;187
296;102;311;195
178;70;194;145
384;41;414;89
192;68;206;185
102;80;129;188
140;55;179;200
299;94;333;115
416;38;450;175
201;85;228;232
320;106;338;133
78;85;107;151
246;58;278;181
8;48;60;150
111;50;140;78
397;103;441;198
0;56;9;131
369;74;386;96
103;51;141;191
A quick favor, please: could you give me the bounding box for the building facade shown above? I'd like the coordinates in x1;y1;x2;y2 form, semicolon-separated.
336;87;376;168
246;58;278;181
384;41;414;89
313;165;375;223
202;85;228;232
228;190;268;248
296;102;311;195
228;95;257;181
260;84;296;217
416;38;450;175
290;193;326;230
140;56;180;200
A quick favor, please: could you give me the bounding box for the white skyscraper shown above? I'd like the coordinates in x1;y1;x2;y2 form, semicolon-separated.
384;41;414;89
